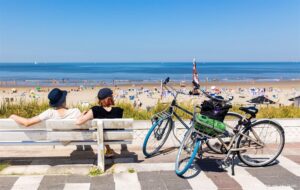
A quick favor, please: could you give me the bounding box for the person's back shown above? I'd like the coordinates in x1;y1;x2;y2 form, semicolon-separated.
76;88;123;157
10;88;81;126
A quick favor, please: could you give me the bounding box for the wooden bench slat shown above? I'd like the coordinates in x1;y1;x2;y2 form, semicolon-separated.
0;140;132;146
46;120;92;130
0;130;133;141
0;119;46;130
94;119;134;129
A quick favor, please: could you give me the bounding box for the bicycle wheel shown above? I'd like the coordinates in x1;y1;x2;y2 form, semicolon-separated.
206;112;243;154
237;119;285;167
175;127;201;176
143;118;173;157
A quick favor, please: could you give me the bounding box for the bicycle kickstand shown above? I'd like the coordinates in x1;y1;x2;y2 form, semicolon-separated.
231;152;236;176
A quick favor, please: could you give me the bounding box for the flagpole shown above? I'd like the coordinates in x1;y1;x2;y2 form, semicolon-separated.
160;80;163;100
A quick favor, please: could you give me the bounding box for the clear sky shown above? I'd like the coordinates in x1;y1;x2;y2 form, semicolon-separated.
0;0;299;62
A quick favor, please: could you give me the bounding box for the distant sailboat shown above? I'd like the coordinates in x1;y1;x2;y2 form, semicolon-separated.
34;61;38;65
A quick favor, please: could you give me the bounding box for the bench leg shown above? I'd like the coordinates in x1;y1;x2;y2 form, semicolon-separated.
97;142;105;171
96;121;105;171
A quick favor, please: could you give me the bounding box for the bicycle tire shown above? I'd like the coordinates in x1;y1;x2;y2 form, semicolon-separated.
175;127;201;176
237;119;285;167
206;112;243;154
143;118;173;157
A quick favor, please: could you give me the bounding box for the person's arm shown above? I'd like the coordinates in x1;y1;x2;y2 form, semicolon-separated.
76;110;94;125
9;114;41;127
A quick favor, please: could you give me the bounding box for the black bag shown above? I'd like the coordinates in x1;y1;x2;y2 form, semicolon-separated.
200;100;231;122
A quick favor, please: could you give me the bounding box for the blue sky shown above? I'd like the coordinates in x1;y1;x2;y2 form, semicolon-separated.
0;0;299;62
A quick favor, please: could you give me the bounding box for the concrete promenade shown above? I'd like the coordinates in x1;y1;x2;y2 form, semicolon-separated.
0;119;299;190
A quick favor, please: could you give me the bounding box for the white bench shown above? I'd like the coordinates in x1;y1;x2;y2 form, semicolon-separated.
0;118;133;171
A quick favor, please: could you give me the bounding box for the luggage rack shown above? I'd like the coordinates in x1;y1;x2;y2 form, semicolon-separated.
151;110;173;124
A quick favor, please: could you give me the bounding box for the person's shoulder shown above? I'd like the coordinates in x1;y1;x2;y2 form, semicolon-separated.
68;108;81;114
42;108;55;114
91;106;103;111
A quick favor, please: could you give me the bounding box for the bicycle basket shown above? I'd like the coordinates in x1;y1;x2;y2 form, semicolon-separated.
200;100;231;122
194;113;227;137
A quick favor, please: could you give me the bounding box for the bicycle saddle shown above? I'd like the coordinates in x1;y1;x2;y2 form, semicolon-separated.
239;106;258;116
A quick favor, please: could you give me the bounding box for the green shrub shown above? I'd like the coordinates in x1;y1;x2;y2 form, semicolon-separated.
89;167;104;176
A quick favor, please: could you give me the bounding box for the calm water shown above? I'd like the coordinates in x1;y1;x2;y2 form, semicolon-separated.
0;62;299;85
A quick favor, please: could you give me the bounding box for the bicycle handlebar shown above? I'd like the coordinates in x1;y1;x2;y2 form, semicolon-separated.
162;77;233;103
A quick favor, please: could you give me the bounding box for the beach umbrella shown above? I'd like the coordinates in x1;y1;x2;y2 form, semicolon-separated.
248;95;275;104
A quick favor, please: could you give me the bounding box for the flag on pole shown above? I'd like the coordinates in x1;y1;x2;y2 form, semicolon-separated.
192;58;200;85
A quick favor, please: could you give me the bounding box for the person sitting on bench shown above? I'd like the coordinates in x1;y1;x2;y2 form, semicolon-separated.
76;88;123;157
9;88;81;127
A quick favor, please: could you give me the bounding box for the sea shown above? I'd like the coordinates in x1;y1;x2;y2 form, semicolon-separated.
0;62;299;86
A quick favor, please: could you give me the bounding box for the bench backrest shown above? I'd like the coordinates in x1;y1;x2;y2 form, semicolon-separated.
0;119;133;145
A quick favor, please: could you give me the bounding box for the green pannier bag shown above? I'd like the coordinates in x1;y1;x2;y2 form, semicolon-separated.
195;113;226;137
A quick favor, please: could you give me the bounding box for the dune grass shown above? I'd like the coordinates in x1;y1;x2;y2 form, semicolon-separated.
0;161;10;172
0;101;299;119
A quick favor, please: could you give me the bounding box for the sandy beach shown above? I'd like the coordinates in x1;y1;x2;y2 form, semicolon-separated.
1;80;300;108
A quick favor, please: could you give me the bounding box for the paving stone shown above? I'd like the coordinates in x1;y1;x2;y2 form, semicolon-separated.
64;183;90;190
0;165;28;175
66;175;91;183
0;176;19;190
23;165;51;175
11;175;44;190
138;172;167;190
160;171;192;190
196;158;242;190
285;155;300;165
90;174;115;190
38;175;66;190
38;183;65;190
38;175;67;190
246;164;300;190
47;165;91;175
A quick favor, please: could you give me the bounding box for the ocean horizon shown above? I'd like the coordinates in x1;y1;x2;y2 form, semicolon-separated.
0;62;299;86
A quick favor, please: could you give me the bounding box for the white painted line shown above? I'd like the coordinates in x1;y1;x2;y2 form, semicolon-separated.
266;187;295;190
11;175;44;190
114;172;141;190
226;166;293;190
187;172;217;190
278;156;300;177
63;183;90;190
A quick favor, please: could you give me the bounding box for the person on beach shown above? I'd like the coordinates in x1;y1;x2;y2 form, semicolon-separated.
9;88;81;127
76;88;123;157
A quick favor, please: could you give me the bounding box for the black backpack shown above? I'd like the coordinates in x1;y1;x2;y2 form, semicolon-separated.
200;100;231;122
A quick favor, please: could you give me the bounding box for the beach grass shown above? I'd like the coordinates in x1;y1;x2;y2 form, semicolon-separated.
0;161;10;172
0;101;299;119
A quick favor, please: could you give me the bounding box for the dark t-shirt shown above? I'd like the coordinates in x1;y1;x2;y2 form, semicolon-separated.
91;106;123;119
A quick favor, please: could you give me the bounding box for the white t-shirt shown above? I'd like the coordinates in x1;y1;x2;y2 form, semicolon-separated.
38;108;81;121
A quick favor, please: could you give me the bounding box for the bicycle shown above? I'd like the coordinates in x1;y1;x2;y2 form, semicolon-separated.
142;77;242;157
175;92;285;176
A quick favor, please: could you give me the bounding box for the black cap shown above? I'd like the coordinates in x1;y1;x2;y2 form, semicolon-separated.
48;88;67;107
98;88;113;100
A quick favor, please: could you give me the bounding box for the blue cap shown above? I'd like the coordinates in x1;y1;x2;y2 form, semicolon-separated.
48;88;67;107
98;88;113;100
